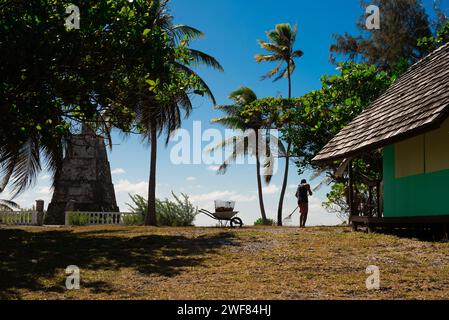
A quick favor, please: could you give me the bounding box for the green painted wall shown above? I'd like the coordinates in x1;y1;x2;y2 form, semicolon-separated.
383;145;449;217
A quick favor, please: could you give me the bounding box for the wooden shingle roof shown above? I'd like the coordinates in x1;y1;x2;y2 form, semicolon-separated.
313;42;449;164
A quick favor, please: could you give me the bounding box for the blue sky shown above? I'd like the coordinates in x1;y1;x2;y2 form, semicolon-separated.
6;0;449;226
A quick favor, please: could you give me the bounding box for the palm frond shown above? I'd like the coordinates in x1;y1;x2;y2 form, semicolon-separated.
0;199;20;211
207;133;246;153
255;53;284;63
213;104;241;115
256;40;285;55
256;23;303;83
293;49;304;58
228;86;258;105
275;23;296;45
1;138;42;198
175;63;217;104
195;74;217;105
211;117;245;129
188;49;224;72
170;24;204;42
267;29;281;45
177;91;193;116
313;176;332;192
261;62;282;80
217;137;251;174
273;66;288;82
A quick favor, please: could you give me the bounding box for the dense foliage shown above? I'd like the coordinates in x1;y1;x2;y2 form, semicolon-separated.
330;0;433;70
240;62;398;216
127;193;198;227
418;20;449;52
0;0;204;198
241;63;396;172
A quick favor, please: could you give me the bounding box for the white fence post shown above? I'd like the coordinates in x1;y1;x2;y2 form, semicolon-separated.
32;212;38;225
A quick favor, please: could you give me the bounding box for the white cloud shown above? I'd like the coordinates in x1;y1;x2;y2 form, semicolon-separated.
186;176;197;181
114;179;148;196
264;184;279;195
0;184;52;210
207;166;220;172
288;184;298;189
111;168;126;175
37;187;52;195
40;175;52;181
190;191;256;203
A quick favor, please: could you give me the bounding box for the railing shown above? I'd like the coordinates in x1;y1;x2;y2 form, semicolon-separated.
65;211;140;226
0;211;38;226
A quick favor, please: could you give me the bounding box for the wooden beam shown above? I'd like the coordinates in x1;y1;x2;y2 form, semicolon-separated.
348;159;355;217
376;181;381;218
351;215;449;225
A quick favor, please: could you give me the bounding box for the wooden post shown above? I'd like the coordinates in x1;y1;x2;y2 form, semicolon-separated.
376;181;381;218
348;159;355;218
368;186;373;217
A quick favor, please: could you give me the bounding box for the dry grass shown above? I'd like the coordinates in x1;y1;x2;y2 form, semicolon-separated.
1;225;449;300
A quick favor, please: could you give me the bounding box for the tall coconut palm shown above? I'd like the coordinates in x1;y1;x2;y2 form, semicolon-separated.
255;23;304;226
136;4;223;226
211;87;284;225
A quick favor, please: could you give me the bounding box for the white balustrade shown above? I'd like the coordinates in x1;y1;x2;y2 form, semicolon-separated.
64;211;138;226
0;211;37;226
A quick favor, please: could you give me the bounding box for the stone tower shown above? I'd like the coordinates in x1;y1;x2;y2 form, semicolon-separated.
45;128;119;225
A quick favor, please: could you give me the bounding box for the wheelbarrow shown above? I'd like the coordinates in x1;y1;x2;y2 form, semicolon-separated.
199;201;244;228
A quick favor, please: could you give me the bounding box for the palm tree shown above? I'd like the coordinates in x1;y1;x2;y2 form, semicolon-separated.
211;87;283;225
0;129;67;199
136;4;223;226
0;198;19;211
255;23;304;226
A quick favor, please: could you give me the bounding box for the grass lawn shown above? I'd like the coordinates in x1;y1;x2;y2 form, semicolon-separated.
1;225;449;300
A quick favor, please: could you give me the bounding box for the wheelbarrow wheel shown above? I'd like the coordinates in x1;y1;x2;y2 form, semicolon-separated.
230;217;243;228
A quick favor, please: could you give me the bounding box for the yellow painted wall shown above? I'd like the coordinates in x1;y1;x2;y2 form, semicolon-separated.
426;118;449;173
395;135;425;178
395;118;449;178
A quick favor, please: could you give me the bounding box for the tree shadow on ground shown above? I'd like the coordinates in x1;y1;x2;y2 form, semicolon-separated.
0;228;239;299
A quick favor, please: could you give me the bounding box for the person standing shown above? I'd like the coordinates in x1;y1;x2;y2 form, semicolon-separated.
296;179;313;228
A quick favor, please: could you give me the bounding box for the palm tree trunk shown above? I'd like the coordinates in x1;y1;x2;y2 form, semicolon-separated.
255;130;268;224
145;125;158;226
277;60;292;226
287;60;292;99
277;142;291;226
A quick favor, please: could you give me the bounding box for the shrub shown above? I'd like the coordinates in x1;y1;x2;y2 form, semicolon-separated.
127;194;147;218
127;192;198;227
67;212;89;226
254;218;275;226
122;214;144;226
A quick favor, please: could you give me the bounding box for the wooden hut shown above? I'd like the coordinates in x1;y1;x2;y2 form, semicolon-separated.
313;42;449;231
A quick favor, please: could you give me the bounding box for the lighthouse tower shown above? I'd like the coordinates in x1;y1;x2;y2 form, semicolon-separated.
45;128;119;225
